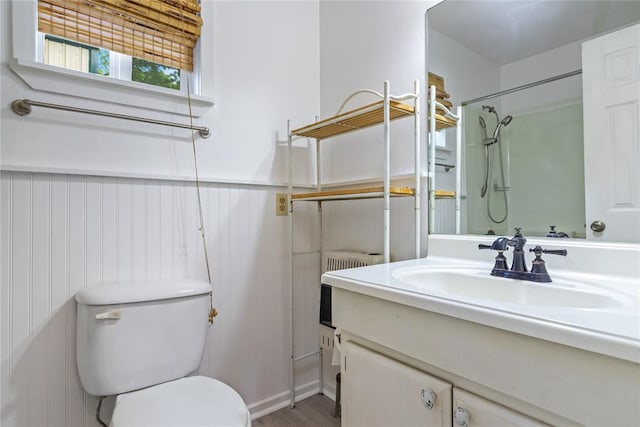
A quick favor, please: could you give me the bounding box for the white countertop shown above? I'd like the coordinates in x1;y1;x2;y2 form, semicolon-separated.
323;253;640;364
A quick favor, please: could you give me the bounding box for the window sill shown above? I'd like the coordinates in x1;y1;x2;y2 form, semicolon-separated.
9;58;214;118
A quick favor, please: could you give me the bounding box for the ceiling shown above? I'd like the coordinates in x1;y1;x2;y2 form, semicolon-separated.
427;0;640;65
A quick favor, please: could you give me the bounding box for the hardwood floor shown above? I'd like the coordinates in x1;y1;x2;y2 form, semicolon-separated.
253;394;340;427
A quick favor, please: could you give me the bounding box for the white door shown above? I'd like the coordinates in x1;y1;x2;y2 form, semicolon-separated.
343;341;452;427
452;388;549;427
582;23;640;242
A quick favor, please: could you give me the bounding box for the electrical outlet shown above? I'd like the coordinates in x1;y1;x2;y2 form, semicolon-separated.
276;193;288;216
320;324;335;350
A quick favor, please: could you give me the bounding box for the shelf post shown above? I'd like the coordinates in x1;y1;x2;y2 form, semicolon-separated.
414;79;421;258
287;119;296;408
428;85;437;234
455;106;462;234
383;81;391;263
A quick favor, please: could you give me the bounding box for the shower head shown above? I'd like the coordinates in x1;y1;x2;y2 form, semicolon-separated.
483;105;500;125
492;115;513;140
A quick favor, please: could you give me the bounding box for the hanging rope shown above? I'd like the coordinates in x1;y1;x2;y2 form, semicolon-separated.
186;76;218;325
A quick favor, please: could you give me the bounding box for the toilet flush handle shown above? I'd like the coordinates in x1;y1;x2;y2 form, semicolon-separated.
96;309;122;320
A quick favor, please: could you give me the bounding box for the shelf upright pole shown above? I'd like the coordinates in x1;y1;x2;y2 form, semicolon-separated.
428;85;437;234
383;81;391;263
316;116;322;192
314;114;324;396
413;79;421;258
455;106;463;234
287;120;296;408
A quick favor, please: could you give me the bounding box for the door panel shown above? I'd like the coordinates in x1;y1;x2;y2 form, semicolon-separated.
343;341;452;426
453;388;548;427
582;23;640;242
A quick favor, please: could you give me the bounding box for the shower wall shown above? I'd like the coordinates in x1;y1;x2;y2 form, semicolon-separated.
506;104;585;237
464;103;585;237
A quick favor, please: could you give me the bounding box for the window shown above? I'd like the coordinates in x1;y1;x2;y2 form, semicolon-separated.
36;0;200;92
131;59;181;91
42;35;181;91
37;0;202;72
43;36;109;75
9;0;213;114
434;130;448;148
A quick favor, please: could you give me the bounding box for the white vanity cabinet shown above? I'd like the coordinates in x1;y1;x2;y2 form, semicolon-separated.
343;341;452;426
452;388;549;427
342;339;548;427
331;285;640;426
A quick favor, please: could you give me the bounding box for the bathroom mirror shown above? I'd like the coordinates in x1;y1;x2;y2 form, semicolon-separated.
426;0;640;243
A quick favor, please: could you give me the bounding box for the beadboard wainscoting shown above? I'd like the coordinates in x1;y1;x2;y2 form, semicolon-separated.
0;171;321;426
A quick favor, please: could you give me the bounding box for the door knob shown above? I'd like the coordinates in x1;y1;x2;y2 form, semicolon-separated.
590;220;606;232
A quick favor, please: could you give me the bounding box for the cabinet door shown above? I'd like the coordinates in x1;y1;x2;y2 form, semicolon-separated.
343;341;452;427
452;388;549;427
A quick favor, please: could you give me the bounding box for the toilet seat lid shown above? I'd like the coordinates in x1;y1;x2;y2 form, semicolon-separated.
111;376;249;427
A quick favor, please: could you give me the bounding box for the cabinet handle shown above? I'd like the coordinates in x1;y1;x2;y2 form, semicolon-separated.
454;406;470;426
421;389;437;409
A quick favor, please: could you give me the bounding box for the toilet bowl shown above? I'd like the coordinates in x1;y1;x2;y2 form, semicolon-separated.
75;280;250;427
111;376;250;427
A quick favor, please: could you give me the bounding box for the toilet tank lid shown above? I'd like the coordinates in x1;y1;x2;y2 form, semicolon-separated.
75;280;211;305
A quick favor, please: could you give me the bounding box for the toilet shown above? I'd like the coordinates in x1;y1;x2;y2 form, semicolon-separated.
75;279;251;426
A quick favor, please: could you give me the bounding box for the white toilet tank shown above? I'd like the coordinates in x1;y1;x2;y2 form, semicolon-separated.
75;279;211;396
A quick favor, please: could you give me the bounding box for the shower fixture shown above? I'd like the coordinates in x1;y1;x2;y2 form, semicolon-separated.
479;106;511;224
492;115;513;140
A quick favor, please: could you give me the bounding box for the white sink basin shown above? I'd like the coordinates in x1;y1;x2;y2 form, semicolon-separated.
392;267;624;309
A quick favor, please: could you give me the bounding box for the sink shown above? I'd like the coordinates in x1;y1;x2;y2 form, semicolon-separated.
392;267;624;309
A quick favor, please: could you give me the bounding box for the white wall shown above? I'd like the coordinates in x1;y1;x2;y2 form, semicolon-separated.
1;1;322;425
1;1;320;186
318;1;428;184
0;172;323;425
500;41;582;116
1;1;441;425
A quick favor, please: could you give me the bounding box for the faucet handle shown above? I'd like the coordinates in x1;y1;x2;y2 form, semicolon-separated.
478;237;510;251
529;246;567;257
479;238;510;275
528;246;567;283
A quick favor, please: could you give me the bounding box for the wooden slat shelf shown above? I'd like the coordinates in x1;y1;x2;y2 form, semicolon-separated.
435;190;456;199
291;100;414;140
291;186;415;202
434;113;457;131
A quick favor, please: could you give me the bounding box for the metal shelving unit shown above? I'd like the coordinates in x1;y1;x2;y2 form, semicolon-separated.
428;84;462;234
286;80;421;407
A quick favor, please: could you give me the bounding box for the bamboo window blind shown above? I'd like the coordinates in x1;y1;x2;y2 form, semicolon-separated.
38;0;203;71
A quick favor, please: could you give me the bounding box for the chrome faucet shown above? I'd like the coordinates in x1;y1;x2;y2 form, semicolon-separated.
479;228;567;283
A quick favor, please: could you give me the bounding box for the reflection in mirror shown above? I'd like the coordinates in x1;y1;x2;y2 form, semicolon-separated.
463;74;585;238
426;0;640;243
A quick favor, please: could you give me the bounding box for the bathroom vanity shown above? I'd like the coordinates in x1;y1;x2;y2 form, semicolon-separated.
322;236;640;426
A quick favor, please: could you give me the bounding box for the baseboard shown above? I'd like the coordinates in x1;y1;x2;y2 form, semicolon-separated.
321;387;336;402
248;380;321;420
